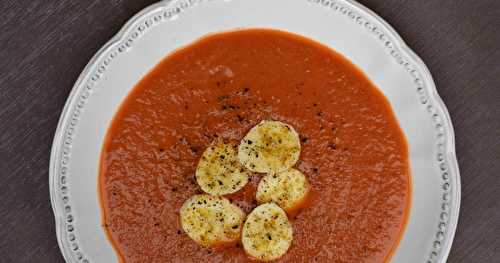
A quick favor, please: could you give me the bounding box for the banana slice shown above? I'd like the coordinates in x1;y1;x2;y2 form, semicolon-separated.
196;139;250;195
256;168;310;213
242;203;293;261
180;194;245;248
238;120;301;173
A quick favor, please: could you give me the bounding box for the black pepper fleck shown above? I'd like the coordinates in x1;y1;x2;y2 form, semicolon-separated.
328;142;337;150
218;95;229;101
190;146;199;154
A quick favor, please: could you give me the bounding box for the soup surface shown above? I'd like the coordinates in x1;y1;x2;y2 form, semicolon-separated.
100;29;410;263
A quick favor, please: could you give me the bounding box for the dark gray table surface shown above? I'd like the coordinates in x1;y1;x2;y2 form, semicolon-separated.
1;0;499;262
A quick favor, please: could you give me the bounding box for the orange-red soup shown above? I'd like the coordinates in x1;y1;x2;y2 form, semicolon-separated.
99;29;410;263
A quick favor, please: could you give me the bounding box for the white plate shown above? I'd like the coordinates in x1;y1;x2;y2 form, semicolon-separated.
50;0;460;262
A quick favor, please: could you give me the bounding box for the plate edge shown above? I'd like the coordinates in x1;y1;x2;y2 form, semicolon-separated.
48;0;462;262
49;2;175;262
343;1;461;262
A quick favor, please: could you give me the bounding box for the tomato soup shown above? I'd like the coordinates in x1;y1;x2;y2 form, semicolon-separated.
99;29;410;263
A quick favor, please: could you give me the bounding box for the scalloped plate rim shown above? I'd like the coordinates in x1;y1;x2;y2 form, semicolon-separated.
49;0;461;262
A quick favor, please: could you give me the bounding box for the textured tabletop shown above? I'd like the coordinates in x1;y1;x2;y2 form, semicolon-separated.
0;0;499;262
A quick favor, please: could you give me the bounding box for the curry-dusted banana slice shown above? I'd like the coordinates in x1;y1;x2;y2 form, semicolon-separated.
196;139;250;195
242;203;293;261
256;168;310;213
180;194;245;248
238;120;301;173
